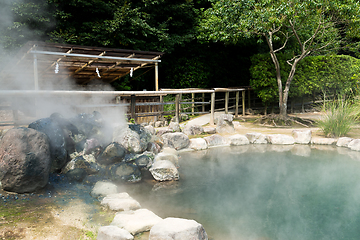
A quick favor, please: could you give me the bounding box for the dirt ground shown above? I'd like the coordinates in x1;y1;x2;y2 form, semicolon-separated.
1;111;360;240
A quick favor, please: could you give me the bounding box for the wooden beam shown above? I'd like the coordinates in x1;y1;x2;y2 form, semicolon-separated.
73;51;106;75
109;55;161;83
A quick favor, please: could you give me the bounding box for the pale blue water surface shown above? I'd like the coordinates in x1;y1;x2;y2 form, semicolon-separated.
122;145;360;240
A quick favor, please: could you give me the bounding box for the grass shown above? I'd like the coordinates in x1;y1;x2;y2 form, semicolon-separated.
317;99;359;138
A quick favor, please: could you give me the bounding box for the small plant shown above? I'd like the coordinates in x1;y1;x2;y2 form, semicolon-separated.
317;99;359;137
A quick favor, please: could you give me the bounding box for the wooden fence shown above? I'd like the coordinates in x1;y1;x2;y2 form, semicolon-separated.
0;88;251;126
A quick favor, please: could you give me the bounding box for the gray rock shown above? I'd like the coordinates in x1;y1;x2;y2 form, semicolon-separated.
168;122;181;132
144;125;156;135
189;138;208;151
154;152;179;167
337;137;353;147
109;162;142;182
311;137;337;145
203;134;229;147
162;132;190;150
111;209;162;235
91;181;118;198
227;134;250;146
292;130;312;144
63;155;101;175
348;139;360;151
246;133;268;144
267;134;295;145
113;127;143;153
101;192;141;211
183;124;204;136
0;128;51;193
97;142;126;165
97;226;134;240
215;114;235;133
28;118;68;172
203;127;216;134
150;160;179;181
155;121;164;128
149;217;208;240
125;152;155;170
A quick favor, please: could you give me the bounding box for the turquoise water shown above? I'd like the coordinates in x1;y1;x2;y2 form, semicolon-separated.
123;145;360;240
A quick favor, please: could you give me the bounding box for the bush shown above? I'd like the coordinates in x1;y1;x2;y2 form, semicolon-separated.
317;99;359;138
250;54;360;106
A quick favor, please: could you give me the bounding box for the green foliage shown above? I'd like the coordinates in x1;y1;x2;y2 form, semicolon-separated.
317;99;359;138
250;54;360;106
249;53;291;105
292;55;360;98
0;0;54;51
200;0;360;116
49;0;200;52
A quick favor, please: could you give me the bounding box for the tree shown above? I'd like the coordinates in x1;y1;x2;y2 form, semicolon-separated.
49;0;200;53
200;0;360;117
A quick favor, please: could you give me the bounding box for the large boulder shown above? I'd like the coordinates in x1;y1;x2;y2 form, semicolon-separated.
149;160;179;181
267;134;295;145
227;134;250;146
215;114;235;133
97;226;134;240
149;218;208;240
162;132;190;150
189;138;208;151
109;162;142;182
28;117;68;172
311;137;337;145
337;137;353;147
245;133;268;144
348;139;360;151
0;128;51;193
292;130;312;144
183;124;204;136
203;134;228;147
111;209;163;235
62;155;101;175
154;149;180;167
124;152;155;170
101;192;141;211
113;124;152;153
97;142;126;165
168;122;181;132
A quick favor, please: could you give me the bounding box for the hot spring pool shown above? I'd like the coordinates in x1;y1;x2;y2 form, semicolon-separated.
120;145;360;240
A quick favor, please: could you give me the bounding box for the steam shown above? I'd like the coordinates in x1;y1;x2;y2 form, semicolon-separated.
0;0;127;140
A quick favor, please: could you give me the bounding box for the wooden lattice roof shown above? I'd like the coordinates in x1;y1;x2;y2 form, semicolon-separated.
0;41;163;89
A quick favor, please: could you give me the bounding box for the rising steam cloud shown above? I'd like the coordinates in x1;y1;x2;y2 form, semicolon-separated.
0;1;127;137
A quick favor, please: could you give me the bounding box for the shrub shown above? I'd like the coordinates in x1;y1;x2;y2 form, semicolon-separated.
317;99;359;138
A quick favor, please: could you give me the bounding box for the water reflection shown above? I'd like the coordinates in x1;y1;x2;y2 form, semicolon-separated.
122;146;360;240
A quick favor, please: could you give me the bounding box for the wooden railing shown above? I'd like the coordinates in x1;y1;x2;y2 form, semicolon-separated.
0;87;251;126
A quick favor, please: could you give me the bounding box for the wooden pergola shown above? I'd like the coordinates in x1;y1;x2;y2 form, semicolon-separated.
0;41;163;90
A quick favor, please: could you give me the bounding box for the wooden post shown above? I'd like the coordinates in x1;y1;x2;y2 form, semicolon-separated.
191;93;195;115
179;93;182;113
225;92;229;114
242;90;245;116
202;93;205;113
210;92;215;125
159;95;163;121
130;94;136;123
175;94;180;123
155;62;159;91
235;91;239;118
